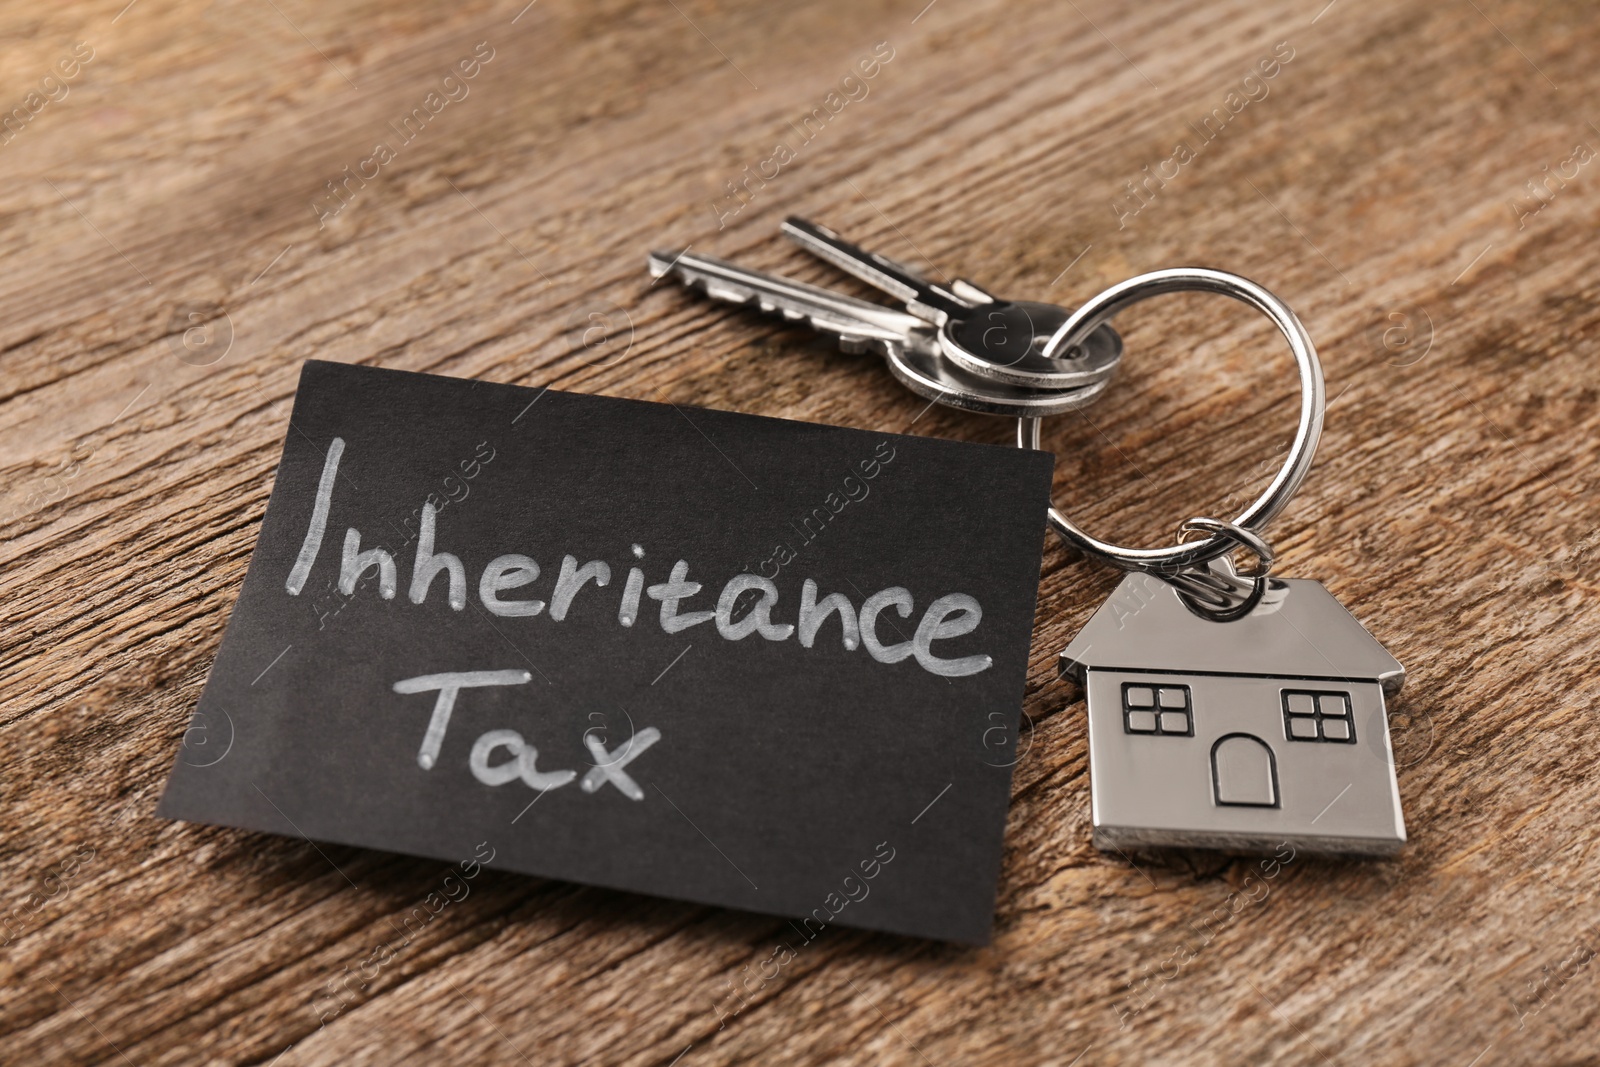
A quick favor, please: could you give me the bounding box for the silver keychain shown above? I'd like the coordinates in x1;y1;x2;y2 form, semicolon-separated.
651;234;1406;854
649;218;1124;416
1023;268;1407;856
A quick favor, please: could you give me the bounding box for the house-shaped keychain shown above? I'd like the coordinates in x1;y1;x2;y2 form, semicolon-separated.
1060;572;1407;855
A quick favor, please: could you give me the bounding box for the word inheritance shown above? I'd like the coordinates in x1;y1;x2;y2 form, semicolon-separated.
285;438;993;678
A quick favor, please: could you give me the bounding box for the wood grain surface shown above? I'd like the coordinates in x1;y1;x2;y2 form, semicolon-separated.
2;0;1597;1063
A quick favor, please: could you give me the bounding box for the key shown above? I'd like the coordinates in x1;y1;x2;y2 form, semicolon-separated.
780;217;973;323
781;217;1121;391
647;239;1115;416
647;248;935;357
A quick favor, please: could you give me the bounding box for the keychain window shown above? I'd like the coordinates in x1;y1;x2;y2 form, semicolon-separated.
1121;682;1193;736
1281;690;1356;744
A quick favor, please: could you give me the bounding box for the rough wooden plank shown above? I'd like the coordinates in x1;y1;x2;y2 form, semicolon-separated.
2;0;1598;1063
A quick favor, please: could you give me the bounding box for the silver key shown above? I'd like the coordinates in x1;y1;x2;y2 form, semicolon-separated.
647;220;1120;416
646;248;934;358
780;217;1122;390
780;217;972;323
648;247;1107;416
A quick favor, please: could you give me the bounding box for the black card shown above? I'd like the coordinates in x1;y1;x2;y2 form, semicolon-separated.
158;360;1054;944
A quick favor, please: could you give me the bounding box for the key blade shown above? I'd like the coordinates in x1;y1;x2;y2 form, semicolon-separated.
950;278;997;304
648;249;932;352
780;217;973;323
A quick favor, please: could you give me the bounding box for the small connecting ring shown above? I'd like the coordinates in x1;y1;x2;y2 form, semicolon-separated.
1162;559;1270;621
1163;517;1275;619
1019;267;1324;574
1178;517;1274;577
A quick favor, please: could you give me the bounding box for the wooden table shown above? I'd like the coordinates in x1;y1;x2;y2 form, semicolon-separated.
2;0;1596;1063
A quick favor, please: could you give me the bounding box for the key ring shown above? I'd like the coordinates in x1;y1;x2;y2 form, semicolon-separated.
885;343;1112;416
1018;267;1324;574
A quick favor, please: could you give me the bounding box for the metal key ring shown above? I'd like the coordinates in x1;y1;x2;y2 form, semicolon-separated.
886;343;1112;416
1019;267;1324;573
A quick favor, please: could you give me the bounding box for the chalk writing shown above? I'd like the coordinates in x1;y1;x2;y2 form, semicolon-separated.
581;727;660;800
301;438;496;629
469;730;577;790
394;670;659;800
392;670;531;770
290;438;990;677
